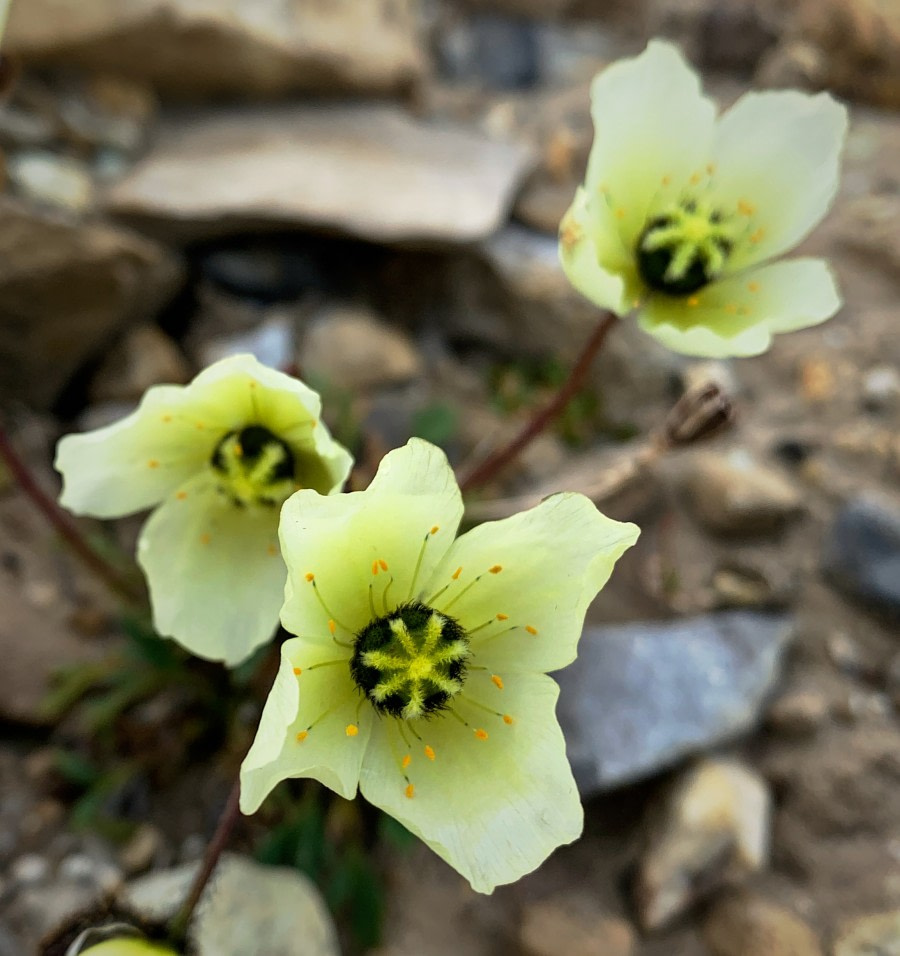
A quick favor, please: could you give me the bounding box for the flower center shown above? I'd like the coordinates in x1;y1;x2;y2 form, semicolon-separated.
210;425;295;508
350;601;470;721
636;198;737;296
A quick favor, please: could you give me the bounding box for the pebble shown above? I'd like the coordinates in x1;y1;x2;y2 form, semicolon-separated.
89;324;192;403
557;612;792;794
6;150;95;212
832;909;900;956
702;890;824;956
822;494;900;622
767;690;829;738
680;449;803;536
122;854;340;956
119;824;165;876
299;305;424;392
862;364;900;411
634;759;772;932
519;899;635;956
10;853;50;886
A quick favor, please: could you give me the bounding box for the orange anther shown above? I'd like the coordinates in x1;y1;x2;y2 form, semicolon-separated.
489;565;503;574
452;567;463;580
176;491;188;500
147;459;159;469
296;731;308;743
491;675;504;690
474;729;489;741
379;559;388;572
503;715;514;725
525;625;538;635
405;783;415;799
305;572;315;582
496;613;509;621
402;754;411;769
345;724;359;737
430;525;440;535
293;667;302;676
424;745;436;761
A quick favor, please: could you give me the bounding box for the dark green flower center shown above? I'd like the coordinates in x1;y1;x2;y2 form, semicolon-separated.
636;199;736;296
210;425;295;508
350;602;470;720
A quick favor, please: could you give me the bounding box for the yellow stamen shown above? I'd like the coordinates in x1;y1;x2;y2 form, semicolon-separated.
496;613;509;621
147;459;159;469
503;715;514;725
176;490;188;500
293;667;302;676
491;674;504;690
489;565;503;575
738;199;755;216
328;620;336;635
296;731;308;743
661;175;672;186
305;572;315;582
687;296;700;307
690;172;701;185
267;543;278;556
379;559;388;572
750;228;765;243
474;728;489;741
525;625;538;635
402;754;411;769
748;281;760;293
161;414;172;423
430;525;439;535
452;567;463;580
199;533;211;546
725;303;738;314
345;724;359;737
195;422;205;430
372;559;379;575
424;745;436;761
614;208;625;219
405;783;415;799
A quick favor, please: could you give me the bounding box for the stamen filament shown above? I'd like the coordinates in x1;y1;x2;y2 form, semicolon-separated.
309;579;354;634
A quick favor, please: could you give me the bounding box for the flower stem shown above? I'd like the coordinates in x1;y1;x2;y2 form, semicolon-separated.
167;778;242;946
0;422;144;605
458;311;618;492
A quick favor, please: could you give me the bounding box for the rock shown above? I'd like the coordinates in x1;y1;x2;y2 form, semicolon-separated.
299;305;423;392
89;325;191;403
122;854;340;956
766;690;828;738
199;243;329;304
643;0;781;73
519;898;635;956
118;824;166;876
556;612;792;794
58;74;158;156
679;450;804;536
822;494;900;622
6;0;423;100
195;312;296;373
833;909;900;955
0;196;183;409
758;0;900;109
634;759;772;932
702;890;823;956
10;853;50;886
104;105;536;244
862;365;900;412
6;150;95;212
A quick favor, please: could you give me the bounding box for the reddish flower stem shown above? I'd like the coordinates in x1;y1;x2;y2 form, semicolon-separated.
167;778;242;946
459;311;619;491
0;423;143;605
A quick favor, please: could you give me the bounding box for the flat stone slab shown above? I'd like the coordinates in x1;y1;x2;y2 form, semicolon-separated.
557;612;793;796
105;105;536;244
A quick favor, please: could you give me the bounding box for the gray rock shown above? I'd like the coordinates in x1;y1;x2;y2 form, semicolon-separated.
0;196;183;409
6;0;423;99
862;364;900;412
121;854;340;956
822;494;900;622
634;760;772;932
104;105;536;245
557;612;792;794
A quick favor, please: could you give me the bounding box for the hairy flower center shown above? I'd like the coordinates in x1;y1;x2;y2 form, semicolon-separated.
636;198;738;296
350;601;470;721
210;425;295;508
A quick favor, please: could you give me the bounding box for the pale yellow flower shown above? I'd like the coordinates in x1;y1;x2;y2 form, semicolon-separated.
55;354;352;666
560;41;848;357
240;439;639;893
